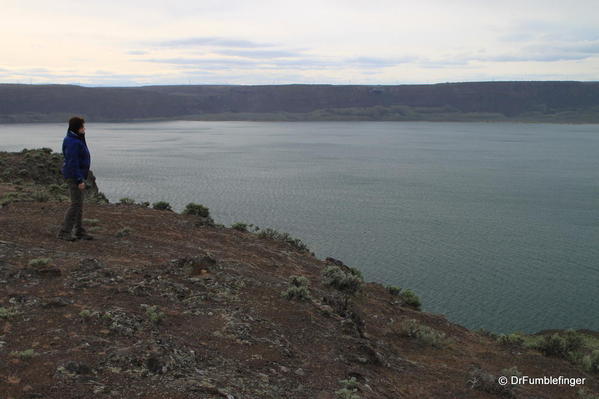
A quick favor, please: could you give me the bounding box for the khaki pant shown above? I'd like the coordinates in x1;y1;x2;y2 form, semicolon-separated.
59;178;85;236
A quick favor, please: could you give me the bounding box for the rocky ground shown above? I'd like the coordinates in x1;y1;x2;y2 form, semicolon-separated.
0;149;598;399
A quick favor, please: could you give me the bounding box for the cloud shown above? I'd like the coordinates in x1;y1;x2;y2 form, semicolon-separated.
482;53;590;63
152;36;275;49
499;19;599;42
4;2;599;86
498;32;537;42
418;59;473;69
142;57;258;68
554;41;599;54
344;56;416;67
215;49;304;58
481;40;599;63
0;67;157;85
138;54;416;71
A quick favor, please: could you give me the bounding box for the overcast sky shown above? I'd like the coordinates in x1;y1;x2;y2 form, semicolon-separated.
2;0;599;86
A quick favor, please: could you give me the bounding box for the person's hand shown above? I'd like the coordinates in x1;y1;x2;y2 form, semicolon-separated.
78;182;86;190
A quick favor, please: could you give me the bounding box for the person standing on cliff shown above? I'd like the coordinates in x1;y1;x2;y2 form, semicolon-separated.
57;116;94;241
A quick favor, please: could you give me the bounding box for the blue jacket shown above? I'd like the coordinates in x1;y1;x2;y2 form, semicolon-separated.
61;130;91;184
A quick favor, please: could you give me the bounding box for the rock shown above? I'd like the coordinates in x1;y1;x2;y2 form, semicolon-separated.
64;360;92;375
146;356;163;374
325;257;345;267
170;255;217;276
317;304;334;317
7;375;21;384
78;258;103;272
92;385;106;394
193;216;215;227
35;267;62;278
356;341;384;366
66;260;120;290
42;297;72;308
182;378;233;398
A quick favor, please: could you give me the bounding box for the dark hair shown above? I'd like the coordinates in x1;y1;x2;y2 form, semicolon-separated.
68;116;85;132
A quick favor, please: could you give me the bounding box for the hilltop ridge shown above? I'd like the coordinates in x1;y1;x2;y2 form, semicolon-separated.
2;81;599;123
0;149;598;398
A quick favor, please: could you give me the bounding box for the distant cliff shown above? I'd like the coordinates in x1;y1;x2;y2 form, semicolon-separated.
1;81;599;123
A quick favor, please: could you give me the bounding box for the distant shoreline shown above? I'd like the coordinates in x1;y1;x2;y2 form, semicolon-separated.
1;116;598;124
2;81;599;124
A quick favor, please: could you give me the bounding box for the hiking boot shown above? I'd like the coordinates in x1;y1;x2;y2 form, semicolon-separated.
57;232;76;241
75;232;94;240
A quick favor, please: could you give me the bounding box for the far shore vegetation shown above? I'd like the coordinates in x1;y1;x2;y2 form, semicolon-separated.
3;104;599;124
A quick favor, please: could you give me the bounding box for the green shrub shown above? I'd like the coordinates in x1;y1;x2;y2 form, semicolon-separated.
138;201;150;208
257;228;309;252
31;191;50;202
578;388;599;399
321;265;362;295
0;307;18;319
399;318;447;348
28;258;51;267
282;285;311;301
144;305;165;324
282;275;311;301
400;289;421;310
182;202;210;217
467;367;517;396
152;201;172;211
83;218;100;226
93;191;110;204
10;349;37;360
534;329;584;358
582;350;599;373
501;366;523;379
290;275;309;287
116;227;132;238
231;222;248;232
1;191;30;202
48;184;65;195
386;285;421;310
387;285;401;296
497;333;525;347
475;328;499;339
335;377;360;399
346;266;363;280
119;197;135;205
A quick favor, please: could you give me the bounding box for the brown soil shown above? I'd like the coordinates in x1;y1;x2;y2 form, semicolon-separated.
0;199;597;399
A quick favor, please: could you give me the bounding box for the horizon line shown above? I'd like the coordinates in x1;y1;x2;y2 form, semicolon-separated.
1;80;599;89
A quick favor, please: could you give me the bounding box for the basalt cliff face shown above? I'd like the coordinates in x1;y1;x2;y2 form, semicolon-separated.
0;149;598;399
2;81;599;123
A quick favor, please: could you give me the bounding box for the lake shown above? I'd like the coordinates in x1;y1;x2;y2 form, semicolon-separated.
1;121;597;334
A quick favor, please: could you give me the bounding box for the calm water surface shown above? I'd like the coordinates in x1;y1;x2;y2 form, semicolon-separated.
1;121;597;333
